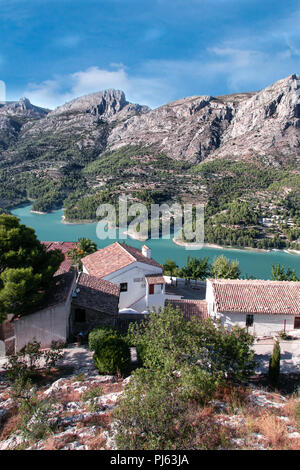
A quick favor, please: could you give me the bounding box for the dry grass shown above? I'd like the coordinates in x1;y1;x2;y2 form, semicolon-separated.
283;399;300;427
239;407;300;450
255;412;288;447
43;433;78;450
187;403;234;450
82;412;112;429
85;432;108;450
57;389;82;404
214;384;251;412
101;381;124;395
0;408;21;441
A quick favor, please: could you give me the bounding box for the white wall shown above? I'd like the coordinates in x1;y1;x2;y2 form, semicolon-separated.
205;280;214;316
215;312;295;337
146;283;165;311
104;262;163;309
14;279;75;351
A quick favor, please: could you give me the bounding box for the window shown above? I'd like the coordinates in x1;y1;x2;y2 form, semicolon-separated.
149;284;154;295
246;314;254;327
294;317;300;329
75;308;86;323
120;282;128;292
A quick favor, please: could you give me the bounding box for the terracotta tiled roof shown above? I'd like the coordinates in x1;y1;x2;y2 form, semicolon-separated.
81;242;161;278
145;274;166;285
210;279;300;315
72;272;120;315
166;299;208;321
54;259;72;275
41;241;78;254
42;241;78;275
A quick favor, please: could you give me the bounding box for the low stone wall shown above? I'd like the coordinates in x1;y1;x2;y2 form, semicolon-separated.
116;313;148;334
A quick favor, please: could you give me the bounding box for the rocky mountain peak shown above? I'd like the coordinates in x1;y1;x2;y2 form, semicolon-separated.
211;74;300;163
50;89;149;120
0;97;49;118
0;74;299;166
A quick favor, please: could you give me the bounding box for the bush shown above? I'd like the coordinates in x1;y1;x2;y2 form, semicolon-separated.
88;326;118;352
128;305;256;383
113;368;230;450
93;335;131;376
4;340;64;383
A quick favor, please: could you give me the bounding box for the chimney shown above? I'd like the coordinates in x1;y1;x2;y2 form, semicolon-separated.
142;245;151;259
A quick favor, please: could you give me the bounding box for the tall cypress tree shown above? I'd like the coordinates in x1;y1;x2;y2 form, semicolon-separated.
268;340;281;388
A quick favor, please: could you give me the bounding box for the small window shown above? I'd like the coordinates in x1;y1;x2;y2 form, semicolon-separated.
75;308;86;323
294;317;300;329
120;282;128;292
246;314;254;327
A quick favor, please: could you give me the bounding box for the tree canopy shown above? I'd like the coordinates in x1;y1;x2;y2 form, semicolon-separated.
0;215;64;322
68;237;97;269
210;255;241;279
271;263;299;281
114;304;256;449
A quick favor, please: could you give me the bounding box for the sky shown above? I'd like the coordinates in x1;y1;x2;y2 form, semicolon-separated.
1;0;300;109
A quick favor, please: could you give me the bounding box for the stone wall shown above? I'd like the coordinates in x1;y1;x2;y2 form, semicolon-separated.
70;307;117;339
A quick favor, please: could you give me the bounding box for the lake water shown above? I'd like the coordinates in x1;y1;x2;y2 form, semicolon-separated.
11;204;300;280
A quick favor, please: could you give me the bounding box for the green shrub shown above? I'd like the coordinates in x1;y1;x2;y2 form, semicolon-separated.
113;368;227;450
4;340;64;383
88;325;118;351
93;335;131;376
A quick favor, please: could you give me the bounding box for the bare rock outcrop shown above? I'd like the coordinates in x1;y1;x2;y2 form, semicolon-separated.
0;75;300;166
211;74;300;164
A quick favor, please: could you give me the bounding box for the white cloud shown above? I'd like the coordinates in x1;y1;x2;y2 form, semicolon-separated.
22;65;171;109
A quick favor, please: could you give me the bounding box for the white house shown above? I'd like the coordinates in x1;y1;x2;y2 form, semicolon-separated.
206;278;300;337
81;242;168;313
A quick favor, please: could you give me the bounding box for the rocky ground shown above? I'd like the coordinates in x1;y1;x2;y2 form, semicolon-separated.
0;346;300;450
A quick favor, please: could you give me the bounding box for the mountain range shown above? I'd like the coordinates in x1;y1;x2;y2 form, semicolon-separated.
0;74;300;252
0;74;299;167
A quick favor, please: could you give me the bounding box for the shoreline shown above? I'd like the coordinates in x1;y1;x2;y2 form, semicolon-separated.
171;237;294;254
61;215;97;225
122;230;148;242
12;204;300;257
30;210;47;215
284;249;300;256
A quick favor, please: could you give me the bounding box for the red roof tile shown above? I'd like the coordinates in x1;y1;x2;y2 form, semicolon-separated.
210;279;300;315
42;241;78;275
166;299;208;321
41;241;78;255
81;242;161;278
145;274;166;285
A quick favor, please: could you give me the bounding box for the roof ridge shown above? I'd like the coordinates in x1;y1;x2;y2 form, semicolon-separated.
210;278;300;285
117;242;138;263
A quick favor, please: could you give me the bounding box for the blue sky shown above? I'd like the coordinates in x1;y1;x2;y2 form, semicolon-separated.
1;0;300;109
